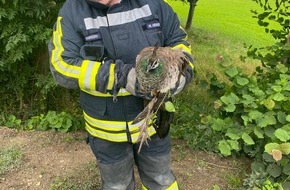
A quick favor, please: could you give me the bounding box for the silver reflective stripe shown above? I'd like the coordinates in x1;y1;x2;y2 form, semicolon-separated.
83;61;95;90
84;5;152;30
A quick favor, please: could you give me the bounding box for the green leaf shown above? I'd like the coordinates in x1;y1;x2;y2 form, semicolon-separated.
225;132;240;140
267;164;282;178
283;82;290;91
164;101;176;112
242;133;255;145
220;93;239;105
218;140;231;156
257;115;276;128
277;112;287;124
261;99;275;110
227;140;239;150
251;161;265;172
254;126;264;139
248;110;263;120
236;76;249;86
225;67;239;77
286;115;290;122
224;104;236;112
273;93;285;101
271;85;282;92
283;164;290;175
211;118;224;131
274;129;290;142
264;127;276;140
265;143;280;154
212;185;221;190
279;143;290;155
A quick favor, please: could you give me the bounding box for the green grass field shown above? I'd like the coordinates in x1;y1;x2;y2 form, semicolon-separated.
168;0;274;47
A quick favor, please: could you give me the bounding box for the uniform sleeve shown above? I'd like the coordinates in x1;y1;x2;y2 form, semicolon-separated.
159;0;194;83
48;11;115;91
159;0;194;66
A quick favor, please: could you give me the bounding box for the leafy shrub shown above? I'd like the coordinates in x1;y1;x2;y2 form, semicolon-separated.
0;0;66;118
201;0;290;188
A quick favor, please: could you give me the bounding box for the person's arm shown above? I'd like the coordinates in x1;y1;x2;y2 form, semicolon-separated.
159;0;194;92
48;5;116;93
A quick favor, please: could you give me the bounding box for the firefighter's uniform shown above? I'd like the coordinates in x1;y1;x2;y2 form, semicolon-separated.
48;0;194;189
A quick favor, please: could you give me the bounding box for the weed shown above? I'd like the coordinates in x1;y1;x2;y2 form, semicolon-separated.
0;147;22;175
49;161;101;190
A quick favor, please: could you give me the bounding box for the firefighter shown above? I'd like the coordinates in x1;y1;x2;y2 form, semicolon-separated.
48;0;194;189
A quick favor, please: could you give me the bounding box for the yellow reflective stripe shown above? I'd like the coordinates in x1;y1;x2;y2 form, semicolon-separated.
85;123;156;143
172;43;191;54
79;60;90;89
81;88;131;97
84;112;130;131
51;17;81;78
142;181;178;190
107;64;115;90
79;60;101;90
142;184;148;190
172;44;194;70
86;123;128;142
165;181;179;190
90;62;101;90
84;111;156;134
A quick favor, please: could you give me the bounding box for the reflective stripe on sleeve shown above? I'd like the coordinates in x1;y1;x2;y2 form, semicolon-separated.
79;60;101;90
51;17;81;79
107;64;115;90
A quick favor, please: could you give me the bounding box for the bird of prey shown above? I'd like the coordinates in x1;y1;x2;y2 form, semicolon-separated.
133;46;190;151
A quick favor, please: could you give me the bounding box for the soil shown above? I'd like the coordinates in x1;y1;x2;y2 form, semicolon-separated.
0;127;249;190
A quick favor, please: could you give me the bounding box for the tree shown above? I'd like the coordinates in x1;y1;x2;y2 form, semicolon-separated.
0;0;65;117
185;0;199;31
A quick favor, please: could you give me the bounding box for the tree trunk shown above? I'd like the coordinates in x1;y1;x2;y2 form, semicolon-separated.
185;0;198;31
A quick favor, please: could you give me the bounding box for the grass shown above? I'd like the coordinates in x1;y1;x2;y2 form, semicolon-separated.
168;0;272;151
0;146;23;175
50;161;101;190
168;0;275;47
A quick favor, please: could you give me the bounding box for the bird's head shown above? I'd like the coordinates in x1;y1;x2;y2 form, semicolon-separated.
146;59;160;73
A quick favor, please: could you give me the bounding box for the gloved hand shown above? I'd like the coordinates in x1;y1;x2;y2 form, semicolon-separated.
114;60;151;99
96;59;114;93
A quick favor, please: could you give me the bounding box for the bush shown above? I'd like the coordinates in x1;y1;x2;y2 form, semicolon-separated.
201;0;290;188
0;0;67;118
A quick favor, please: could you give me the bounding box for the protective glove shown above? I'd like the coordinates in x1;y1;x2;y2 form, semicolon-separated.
115;59;152;100
96;59;114;93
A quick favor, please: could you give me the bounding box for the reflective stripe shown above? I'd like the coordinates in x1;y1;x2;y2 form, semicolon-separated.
51;17;81;78
142;181;179;190
79;60;101;90
172;44;194;69
85;122;156;143
84;112;140;132
81;88;131;97
107;64;115;90
84;5;152;30
166;181;179;190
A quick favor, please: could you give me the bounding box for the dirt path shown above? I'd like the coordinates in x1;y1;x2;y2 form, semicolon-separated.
0;127;248;190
